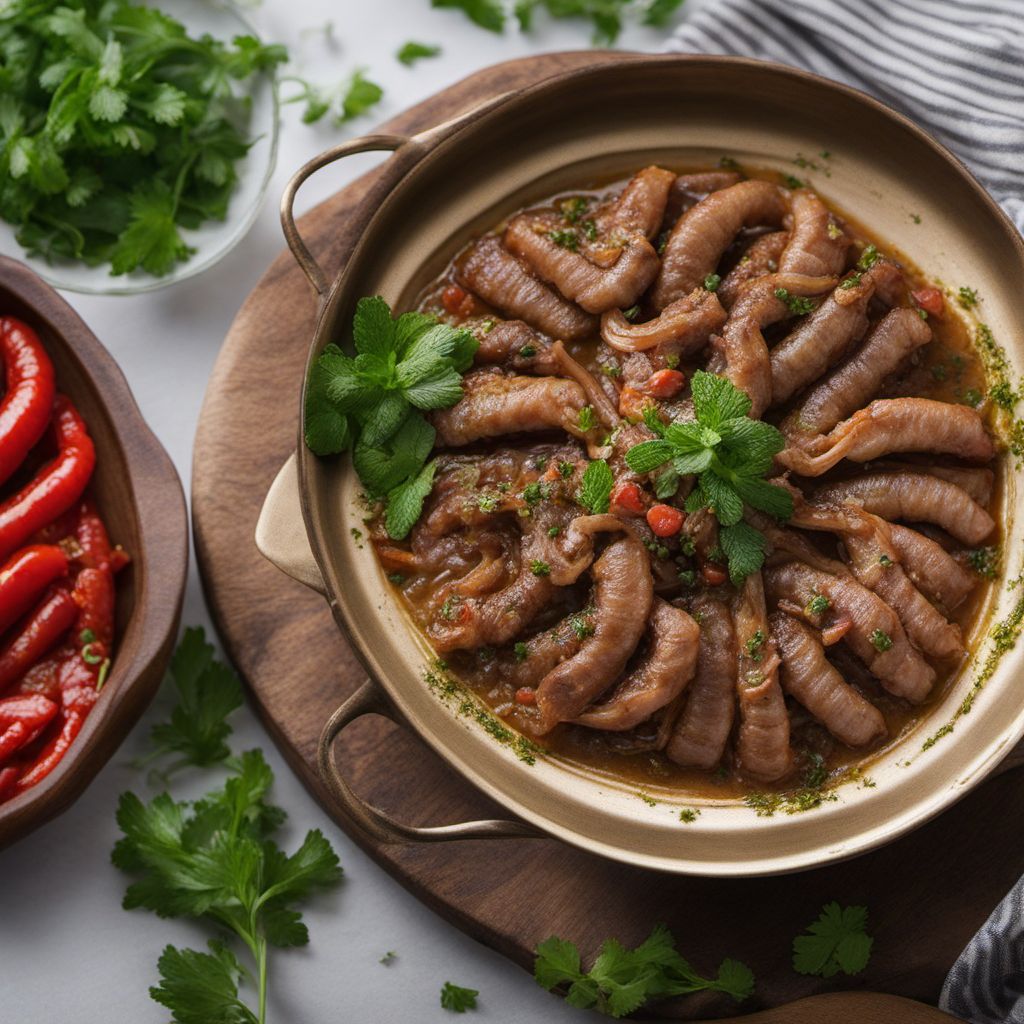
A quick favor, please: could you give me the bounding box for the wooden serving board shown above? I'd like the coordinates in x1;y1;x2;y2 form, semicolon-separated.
193;53;1022;1022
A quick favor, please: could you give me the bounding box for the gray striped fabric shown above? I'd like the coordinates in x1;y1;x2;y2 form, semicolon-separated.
664;3;1024;1021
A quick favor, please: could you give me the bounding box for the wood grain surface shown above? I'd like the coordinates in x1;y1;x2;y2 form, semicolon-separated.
192;53;1021;1021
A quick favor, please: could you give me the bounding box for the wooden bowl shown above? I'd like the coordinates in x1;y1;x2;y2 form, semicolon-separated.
260;56;1024;875
0;255;188;848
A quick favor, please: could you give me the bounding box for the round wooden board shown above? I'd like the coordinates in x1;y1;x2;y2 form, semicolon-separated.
193;53;1022;1022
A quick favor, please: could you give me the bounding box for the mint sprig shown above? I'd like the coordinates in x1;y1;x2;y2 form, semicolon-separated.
304;296;478;539
625;370;792;583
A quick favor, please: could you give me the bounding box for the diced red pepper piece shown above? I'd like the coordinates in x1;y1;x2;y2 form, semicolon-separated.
514;687;536;706
646;504;684;537
642;369;686;400
610;480;646;516
701;562;728;586
911;287;944;316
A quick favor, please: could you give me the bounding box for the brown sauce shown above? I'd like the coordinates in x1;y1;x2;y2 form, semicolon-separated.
375;165;1002;803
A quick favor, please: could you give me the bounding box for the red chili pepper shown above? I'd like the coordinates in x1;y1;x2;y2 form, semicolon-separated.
0;544;68;634
642;368;686;400
0;765;18;801
646;504;685;537
12;701;91;795
701;562;728;586
0;395;95;562
0;585;76;694
0;317;56;487
514;687;536;706
911;287;944;316
109;546;130;573
72;497;112;569
610;480;647;516
0;694;58;763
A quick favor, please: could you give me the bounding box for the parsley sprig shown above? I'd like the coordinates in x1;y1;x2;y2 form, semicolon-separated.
440;981;480;1012
792;903;873;978
281;69;383;126
534;925;754;1018
305;296;478;539
0;0;288;275
625;371;792;583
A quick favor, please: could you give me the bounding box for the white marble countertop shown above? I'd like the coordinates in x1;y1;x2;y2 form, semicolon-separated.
0;2;700;1020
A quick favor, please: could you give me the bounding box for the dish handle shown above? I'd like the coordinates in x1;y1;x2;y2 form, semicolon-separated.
319;679;545;844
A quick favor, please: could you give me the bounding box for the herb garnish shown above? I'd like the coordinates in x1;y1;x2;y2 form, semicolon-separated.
968;546;1000;579
283;69;384;126
534;925;754;1017
774;288;817;316
304;297;477;539
0;0;288;275
624;371;792;584
577;406;597;432
807;594;830;615
703;273;721;292
530;559;551;576
856;244;880;270
792;903;873;978
577;459;614;514
869;629;892;652
957;285;979;309
441;981;480;1012
397;41;442;65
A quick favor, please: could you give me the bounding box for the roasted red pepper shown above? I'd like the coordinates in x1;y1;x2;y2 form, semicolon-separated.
0;544;68;634
0;693;58;763
0;766;18;801
11;693;94;796
0;586;77;694
0;394;95;561
0;317;56;487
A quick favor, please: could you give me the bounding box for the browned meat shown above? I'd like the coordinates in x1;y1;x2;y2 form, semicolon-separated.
534;529;654;733
717;231;789;308
875;462;994;505
547;341;620;429
599;287;727;355
785;308;932;436
813;471;995;546
572;599;699;731
769;260;904;406
779;399;995;477
778;189;850;278
888;524;977;610
666;595;737;769
662;170;744;225
791;500;964;660
498;607;595;689
771;613;886;747
596;166;676;240
653;180;788;310
456;236;597;341
764;561;935;702
504;215;660;314
709;272;837;417
733;572;793;782
432;370;588;447
429;513;559;652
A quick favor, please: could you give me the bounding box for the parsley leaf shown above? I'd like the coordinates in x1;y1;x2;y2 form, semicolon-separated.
792;903;873;978
432;0;506;32
535;925;754;1017
578;459;614;514
440;981;480;1012
624;370;791;584
305;297;477;538
144;627;243;773
398;41;442;65
284;69;384;126
149;942;257;1024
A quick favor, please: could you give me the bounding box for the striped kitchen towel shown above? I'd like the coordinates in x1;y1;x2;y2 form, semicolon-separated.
665;2;1024;1021
664;0;1024;235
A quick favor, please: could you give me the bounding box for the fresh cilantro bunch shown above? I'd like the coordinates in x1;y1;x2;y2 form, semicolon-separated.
142;626;244;774
0;0;287;275
625;370;793;584
535;925;754;1018
433;0;685;44
305;296;478;539
113;748;343;1024
792;903;873;978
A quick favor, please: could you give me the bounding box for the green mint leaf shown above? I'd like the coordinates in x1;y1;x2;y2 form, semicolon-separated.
690;369;751;428
432;0;506;33
440;981;479;1012
403;364;465;409
385;460;438;540
716;416;785;467
730;477;794;520
149;941;258;1024
398;321;478;385
305;345;354;455
664;421;712;453
577;459;614;514
642;404;666;436
671;449;713;476
699;472;743;526
654;467;679;499
353;413;435;497
397;41;441;65
793;903;873;978
353;296;396;360
720;522;769;585
359;391;410;447
625;439;674;474
145;627;243;769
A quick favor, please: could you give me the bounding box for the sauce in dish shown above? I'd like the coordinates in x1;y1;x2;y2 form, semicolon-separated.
366;164;1002;801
